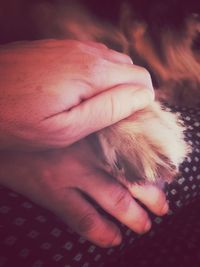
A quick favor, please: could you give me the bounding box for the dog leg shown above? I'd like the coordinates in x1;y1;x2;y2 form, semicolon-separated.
92;101;189;184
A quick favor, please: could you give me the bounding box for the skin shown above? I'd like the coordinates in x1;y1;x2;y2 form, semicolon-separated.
0;39;154;150
0;140;168;248
0;39;167;247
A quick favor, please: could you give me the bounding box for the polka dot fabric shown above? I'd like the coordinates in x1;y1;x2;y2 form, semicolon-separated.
0;104;200;267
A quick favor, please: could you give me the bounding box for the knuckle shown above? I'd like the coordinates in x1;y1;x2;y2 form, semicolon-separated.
95;42;108;49
149;187;165;206
93;57;105;70
138;66;153;86
124;54;133;64
77;212;97;234
90;58;108;82
64;40;82;52
140;66;151;78
111;185;132;212
137;67;155;99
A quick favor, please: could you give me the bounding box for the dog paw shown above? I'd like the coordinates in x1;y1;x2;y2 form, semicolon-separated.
94;101;189;184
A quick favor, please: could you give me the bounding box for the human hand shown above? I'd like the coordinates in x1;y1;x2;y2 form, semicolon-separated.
0;140;168;247
0;39;154;150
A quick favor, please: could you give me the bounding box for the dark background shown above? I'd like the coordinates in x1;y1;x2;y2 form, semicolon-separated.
0;0;200;44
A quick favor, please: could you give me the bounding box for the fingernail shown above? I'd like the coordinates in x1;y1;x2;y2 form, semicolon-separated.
129;58;134;64
161;203;169;214
111;232;122;246
144;220;152;232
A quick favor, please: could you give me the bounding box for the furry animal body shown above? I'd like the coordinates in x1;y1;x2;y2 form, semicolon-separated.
1;0;200;184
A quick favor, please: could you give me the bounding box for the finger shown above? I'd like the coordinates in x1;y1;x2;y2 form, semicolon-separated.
83;41;109;50
42;84;154;147
82;41;133;64
53;188;122;248
91;62;154;93
40;84;154;147
80;173;152;234
68;63;154;106
128;184;169;216
103;49;133;64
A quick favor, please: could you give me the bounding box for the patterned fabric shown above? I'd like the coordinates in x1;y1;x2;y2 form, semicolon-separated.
0;105;200;267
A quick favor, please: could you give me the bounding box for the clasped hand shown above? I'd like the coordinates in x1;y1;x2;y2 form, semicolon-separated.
0;39;167;248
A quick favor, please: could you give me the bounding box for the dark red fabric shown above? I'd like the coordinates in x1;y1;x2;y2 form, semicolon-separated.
0;105;200;267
